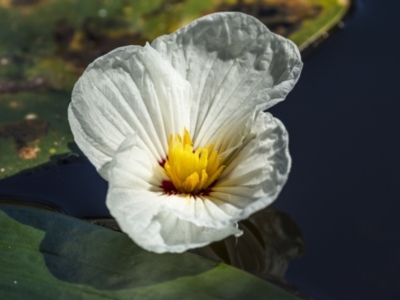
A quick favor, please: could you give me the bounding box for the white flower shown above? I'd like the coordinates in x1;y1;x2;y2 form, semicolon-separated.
68;12;302;253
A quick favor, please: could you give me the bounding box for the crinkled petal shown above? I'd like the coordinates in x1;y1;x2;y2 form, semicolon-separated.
211;111;291;221
68;44;192;179
159;110;290;228
152;210;241;253
106;135;241;253
152;12;302;148
159;193;236;228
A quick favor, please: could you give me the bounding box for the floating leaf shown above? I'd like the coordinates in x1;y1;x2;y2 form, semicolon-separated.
88;207;308;298
0;91;73;178
0;205;300;299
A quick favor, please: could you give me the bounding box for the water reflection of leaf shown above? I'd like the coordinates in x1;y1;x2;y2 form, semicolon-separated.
191;207;306;284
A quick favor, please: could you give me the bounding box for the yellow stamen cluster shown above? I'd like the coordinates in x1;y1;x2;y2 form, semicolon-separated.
163;129;225;195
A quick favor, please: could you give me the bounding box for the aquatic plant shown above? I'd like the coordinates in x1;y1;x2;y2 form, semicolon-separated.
69;12;302;253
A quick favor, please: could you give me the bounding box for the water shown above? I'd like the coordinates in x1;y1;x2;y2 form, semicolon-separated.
270;0;400;299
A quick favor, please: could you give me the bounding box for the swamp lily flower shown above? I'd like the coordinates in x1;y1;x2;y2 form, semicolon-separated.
68;12;302;253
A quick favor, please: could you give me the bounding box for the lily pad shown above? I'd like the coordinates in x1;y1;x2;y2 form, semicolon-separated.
0;204;300;299
0;91;73;178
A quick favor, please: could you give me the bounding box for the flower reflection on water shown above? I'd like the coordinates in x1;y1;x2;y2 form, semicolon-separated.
68;12;303;253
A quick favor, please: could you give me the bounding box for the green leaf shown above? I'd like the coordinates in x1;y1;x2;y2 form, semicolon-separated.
0;205;300;300
0;91;74;179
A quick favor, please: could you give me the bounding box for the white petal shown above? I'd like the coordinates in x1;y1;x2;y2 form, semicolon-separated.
159;110;290;228
159;193;236;228
106;135;241;253
107;134;166;190
211;111;291;221
152;210;241;253
152;12;302;147
68;44;192;179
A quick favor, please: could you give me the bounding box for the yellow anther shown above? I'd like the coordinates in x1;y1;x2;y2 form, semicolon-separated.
163;128;224;194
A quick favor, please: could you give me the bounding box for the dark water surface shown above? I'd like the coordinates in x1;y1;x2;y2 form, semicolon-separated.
270;0;400;299
1;0;399;299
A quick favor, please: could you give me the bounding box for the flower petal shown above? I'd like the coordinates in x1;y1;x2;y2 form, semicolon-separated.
152;12;302;148
106;135;241;253
211;111;291;221
68;44;192;179
159;193;237;228
159;110;290;228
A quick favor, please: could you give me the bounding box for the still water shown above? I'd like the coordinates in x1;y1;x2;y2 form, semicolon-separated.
0;0;399;299
270;0;400;299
